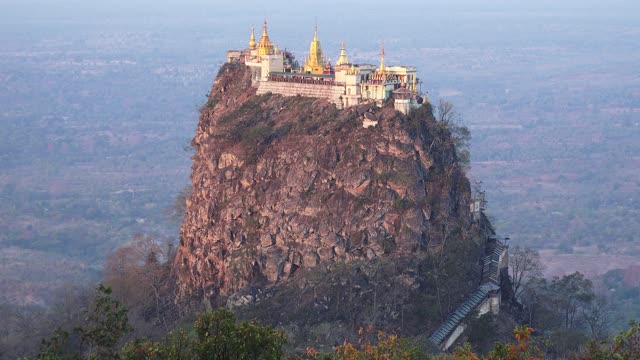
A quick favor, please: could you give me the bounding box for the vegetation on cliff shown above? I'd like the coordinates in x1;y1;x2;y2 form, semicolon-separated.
5;239;629;358
26;283;640;359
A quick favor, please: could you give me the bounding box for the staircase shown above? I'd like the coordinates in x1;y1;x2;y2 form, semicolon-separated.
428;237;507;351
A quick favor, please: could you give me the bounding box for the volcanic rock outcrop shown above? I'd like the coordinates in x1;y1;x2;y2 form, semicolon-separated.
175;62;486;305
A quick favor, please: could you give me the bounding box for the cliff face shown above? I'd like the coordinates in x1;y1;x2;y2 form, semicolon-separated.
176;63;483;305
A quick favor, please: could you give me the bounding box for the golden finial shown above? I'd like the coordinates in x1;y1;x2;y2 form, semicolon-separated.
262;18;268;37
337;39;349;66
379;42;385;71
249;24;256;50
313;20;318;41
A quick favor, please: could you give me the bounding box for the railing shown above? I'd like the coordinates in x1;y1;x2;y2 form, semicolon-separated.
267;73;345;87
362;79;401;85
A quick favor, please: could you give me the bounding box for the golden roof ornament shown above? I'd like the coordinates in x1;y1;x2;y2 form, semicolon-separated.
304;22;326;74
257;18;274;56
249;24;256;50
336;40;349;66
262;18;269;38
379;43;385;72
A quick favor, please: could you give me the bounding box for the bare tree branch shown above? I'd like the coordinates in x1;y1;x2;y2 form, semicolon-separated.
510;246;544;300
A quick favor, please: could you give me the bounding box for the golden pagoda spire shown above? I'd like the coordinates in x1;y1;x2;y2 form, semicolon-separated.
314;21;318;41
336;40;349;66
257;18;274;56
304;22;325;74
249;24;256;50
262;18;269;38
379;43;385;71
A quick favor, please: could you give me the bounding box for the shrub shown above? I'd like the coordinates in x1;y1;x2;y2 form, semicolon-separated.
331;327;431;360
245;124;273;143
120;309;287;360
205;97;218;108
393;197;415;212
374;172;397;183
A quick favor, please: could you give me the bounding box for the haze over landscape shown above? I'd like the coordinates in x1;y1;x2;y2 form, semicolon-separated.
1;0;639;356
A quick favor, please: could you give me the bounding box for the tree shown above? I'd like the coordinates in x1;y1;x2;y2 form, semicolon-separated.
120;309;287;360
103;235;178;336
33;328;78;360
169;185;192;224
332;327;431;360
549;272;594;330
471;180;487;212
509;246;544;300
464;311;497;345
76;284;133;359
517;277;550;328
48;283;93;332
437;99;459;125
436;99;470;167
32;285;131;360
483;325;542;360
328;325;544;360
574;321;640;360
582;295;613;340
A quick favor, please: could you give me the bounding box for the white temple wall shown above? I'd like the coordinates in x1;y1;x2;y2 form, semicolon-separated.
257;81;346;108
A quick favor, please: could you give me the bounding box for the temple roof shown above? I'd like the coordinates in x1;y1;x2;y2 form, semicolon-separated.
304;23;326;73
336;40;350;66
257;19;274;55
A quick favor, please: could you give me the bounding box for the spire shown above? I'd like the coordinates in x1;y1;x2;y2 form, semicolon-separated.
314;21;318;41
304;22;325;74
379;43;385;71
336;40;350;66
262;18;269;38
257;18;274;56
249;24;256;50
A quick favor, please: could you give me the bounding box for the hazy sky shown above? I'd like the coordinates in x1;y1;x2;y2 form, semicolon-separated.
2;0;639;22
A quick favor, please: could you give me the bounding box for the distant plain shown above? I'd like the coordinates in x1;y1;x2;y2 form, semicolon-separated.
1;0;638;304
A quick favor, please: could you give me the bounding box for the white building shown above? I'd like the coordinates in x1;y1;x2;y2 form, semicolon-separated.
231;21;424;113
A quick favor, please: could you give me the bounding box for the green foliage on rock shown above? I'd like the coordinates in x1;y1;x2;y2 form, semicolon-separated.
392;197;415;213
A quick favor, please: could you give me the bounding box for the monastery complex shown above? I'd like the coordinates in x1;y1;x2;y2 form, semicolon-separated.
227;20;424;114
